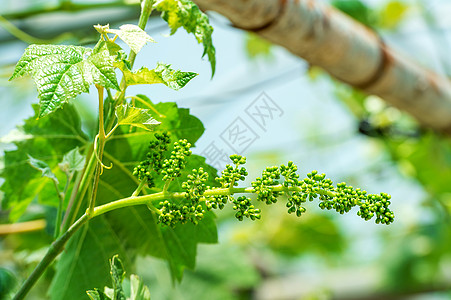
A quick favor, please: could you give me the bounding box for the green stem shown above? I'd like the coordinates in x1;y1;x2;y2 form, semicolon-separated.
132;181;146;197
105;124;119;139
94;185;338;216
88;184;338;219
13;214;89;300
110;0;155;110
162;180;171;193
60;161;84;231
62;148;95;232
88;86;106;216
55;173;72;237
62;174;72;197
54;191;64;239
63;0;155;229
106;88;114;102
129;0;155;66
51;179;64;238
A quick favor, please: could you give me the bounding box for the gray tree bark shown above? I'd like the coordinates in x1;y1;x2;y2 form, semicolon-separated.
195;0;451;133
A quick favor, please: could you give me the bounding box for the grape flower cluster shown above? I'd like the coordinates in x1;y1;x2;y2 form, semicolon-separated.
206;155;262;221
156;138;198;225
159;167;209;225
280;161;307;217
133;134;395;227
160;139;192;182
132;132;170;187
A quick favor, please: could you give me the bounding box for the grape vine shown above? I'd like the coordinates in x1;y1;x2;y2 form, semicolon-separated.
2;0;394;299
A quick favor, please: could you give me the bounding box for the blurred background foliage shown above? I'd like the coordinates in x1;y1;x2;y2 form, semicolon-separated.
2;0;451;299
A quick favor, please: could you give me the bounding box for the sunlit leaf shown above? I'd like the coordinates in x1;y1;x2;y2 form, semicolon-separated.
130;274;151;300
154;0;216;75
106;24;155;54
87;289;111;300
9;44;120;117
115;104;161;131
86;256;151;300
121;63;197;90
110;255;126;300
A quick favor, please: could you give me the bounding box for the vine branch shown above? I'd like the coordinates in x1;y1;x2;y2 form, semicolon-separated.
10;182;347;299
12;153;393;299
13;214;89;300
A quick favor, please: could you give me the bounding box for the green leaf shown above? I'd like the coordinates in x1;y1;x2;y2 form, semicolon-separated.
10;43;120;117
0;268;17;300
154;0;216;75
139;244;260;300
49;100;217;297
106;24;155;54
110;255;126;300
27;154;59;184
59;147;86;175
103;131;218;282
130;274;151;300
132;95;205;145
103;100;217;280
87;42;121;90
87;257;151;300
121;63;197;90
104;288;114;299
87;289;111;300
0;104;87;221
159;213;217;279
49;218;132;300
115;104;161;131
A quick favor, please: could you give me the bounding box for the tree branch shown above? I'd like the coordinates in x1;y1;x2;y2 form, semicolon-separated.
2;1;139;20
0;220;46;236
194;0;451;133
